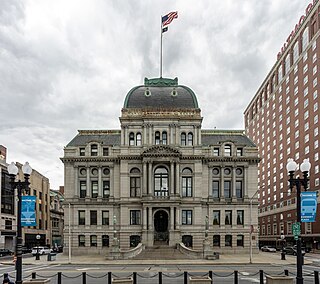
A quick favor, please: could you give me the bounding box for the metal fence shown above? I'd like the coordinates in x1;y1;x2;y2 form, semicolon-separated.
2;270;320;284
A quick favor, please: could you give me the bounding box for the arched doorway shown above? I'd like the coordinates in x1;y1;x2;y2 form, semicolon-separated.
154;210;169;244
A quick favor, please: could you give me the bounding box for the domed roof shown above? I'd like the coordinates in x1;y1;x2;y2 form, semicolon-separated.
123;77;199;109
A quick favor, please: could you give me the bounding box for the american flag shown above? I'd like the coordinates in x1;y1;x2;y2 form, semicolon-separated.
162;11;178;27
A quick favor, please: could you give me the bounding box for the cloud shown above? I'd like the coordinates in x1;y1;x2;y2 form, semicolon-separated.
0;0;311;189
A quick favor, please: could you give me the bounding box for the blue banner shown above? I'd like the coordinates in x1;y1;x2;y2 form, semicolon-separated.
301;192;317;222
21;196;36;226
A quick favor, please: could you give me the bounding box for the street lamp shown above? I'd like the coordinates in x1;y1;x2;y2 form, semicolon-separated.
286;158;311;284
7;161;32;284
35;234;41;260
280;231;286;260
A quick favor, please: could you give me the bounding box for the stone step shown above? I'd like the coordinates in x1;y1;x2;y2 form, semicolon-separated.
134;246;191;260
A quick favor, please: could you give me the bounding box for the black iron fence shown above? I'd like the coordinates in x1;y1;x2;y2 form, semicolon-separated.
2;270;320;284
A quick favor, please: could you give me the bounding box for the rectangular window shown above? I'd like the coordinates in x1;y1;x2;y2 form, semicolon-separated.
130;177;141;197
225;210;232;225
182;210;192;225
103;180;110;198
212;181;219;198
103;147;109;156
213;210;220;225
80;147;85;156
213;147;220;156
224;181;231;198
80;181;86;198
182;177;192;197
90;210;97;225
130;210;141;225
237;210;244;225
236;181;243;198
102;211;109;225
91;181;98;198
78;210;85;225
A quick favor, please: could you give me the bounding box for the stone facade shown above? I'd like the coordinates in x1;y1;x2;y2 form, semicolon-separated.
62;77;259;256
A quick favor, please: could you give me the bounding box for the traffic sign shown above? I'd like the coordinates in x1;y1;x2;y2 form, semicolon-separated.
292;222;301;237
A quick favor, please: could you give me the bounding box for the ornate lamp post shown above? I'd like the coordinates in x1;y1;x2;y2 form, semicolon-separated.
286;158;311;284
280;231;286;260
7;162;32;284
35;234;41;260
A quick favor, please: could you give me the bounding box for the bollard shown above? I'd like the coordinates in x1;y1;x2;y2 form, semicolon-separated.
82;271;86;284
58;272;62;284
108;272;112;284
234;270;238;284
158;271;162;284
284;269;289;276
259;270;263;284
32;272;36;279
184;271;188;284
209;271;213;284
315;271;319;284
133;272;137;284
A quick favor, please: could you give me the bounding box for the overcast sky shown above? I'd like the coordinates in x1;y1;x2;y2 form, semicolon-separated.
0;0;311;190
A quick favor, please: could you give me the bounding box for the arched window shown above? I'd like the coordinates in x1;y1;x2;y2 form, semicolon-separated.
129;132;135;146
91;144;98;156
90;235;97;247
293;41;299;63
224;144;232;156
78;235;85;247
187;132;193;146
130;168;141;197
302;27;309;52
136;133;142;146
162;131;167;145
278;64;283;83
182;168;193;197
285;53;291;74
181;133;186;146
155;131;160;145
154;167;169;197
102;235;109;247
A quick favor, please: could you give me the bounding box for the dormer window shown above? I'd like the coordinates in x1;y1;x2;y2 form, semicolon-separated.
224;144;232;156
91;144;98;156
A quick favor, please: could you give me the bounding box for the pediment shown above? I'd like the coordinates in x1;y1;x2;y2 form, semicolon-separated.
142;145;181;157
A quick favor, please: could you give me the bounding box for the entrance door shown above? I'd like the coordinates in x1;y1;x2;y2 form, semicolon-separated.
154;210;169;243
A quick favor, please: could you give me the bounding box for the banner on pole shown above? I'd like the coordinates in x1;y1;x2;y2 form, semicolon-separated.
301;191;317;222
21;196;36;226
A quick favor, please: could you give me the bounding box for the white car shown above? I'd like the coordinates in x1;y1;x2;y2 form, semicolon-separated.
31;246;52;256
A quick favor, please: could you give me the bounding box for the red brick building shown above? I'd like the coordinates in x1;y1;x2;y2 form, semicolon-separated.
244;1;320;250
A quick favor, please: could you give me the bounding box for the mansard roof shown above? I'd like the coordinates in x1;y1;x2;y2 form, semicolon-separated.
123;77;199;109
66;130;121;147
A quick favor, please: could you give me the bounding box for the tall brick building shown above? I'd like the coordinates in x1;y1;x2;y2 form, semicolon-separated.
244;1;320;249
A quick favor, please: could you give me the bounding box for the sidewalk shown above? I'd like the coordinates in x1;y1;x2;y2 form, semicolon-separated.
1;252;316;266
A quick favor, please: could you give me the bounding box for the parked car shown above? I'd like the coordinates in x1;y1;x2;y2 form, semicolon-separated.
22;247;32;254
0;249;14;257
31;246;52;256
283;246;305;256
261;246;277;252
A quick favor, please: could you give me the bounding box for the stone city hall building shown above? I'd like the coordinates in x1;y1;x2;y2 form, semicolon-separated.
62;77;259;256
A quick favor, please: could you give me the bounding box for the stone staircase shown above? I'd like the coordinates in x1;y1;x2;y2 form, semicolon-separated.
134;245;192;260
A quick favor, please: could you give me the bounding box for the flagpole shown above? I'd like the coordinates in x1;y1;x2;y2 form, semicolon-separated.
160;15;163;78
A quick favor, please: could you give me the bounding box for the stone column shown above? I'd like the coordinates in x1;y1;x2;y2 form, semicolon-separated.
74;166;78;197
86;167;90;197
98;167;102;197
175;163;180;195
148;162;152;195
143;162;147;196
170;162;175;196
